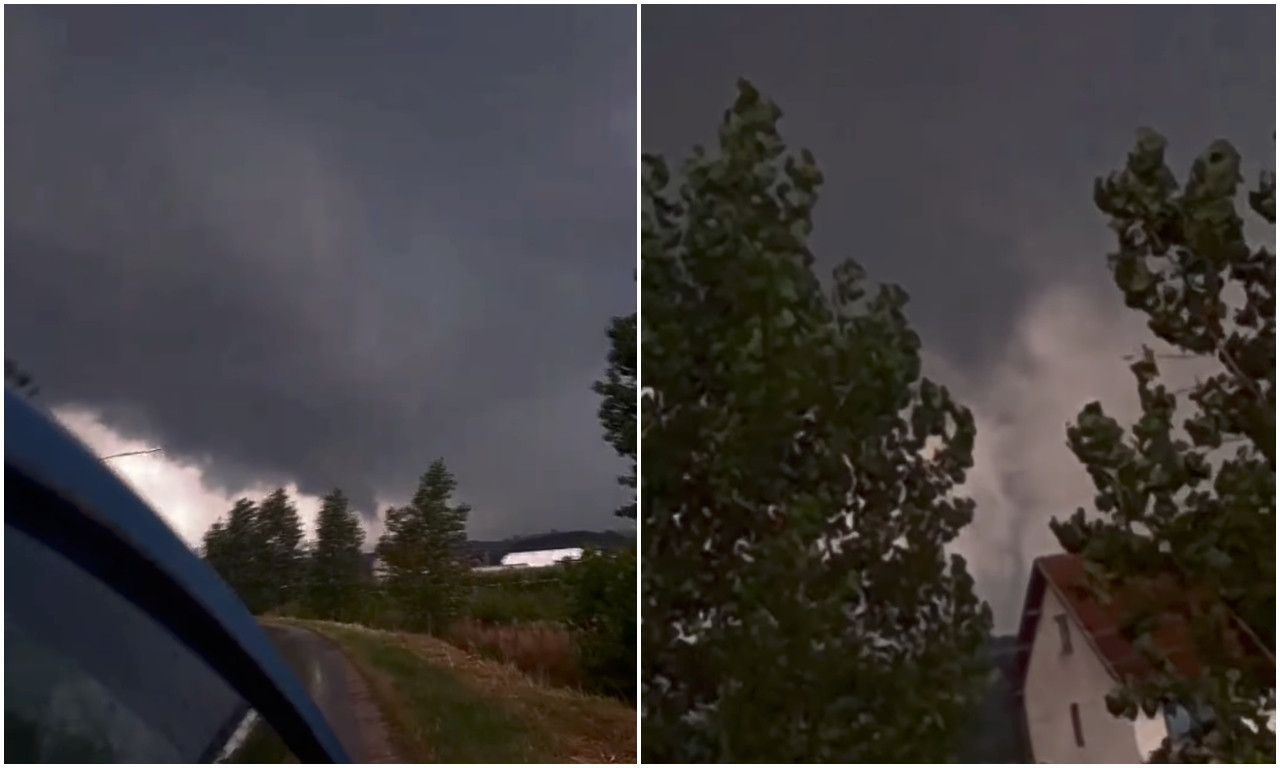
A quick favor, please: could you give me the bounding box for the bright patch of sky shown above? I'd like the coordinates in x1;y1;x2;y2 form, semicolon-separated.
54;407;389;550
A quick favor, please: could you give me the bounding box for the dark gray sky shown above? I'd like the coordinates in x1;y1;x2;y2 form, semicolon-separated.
642;5;1274;628
7;6;636;540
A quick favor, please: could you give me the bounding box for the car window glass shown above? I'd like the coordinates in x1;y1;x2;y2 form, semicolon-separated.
213;710;296;763
4;522;295;763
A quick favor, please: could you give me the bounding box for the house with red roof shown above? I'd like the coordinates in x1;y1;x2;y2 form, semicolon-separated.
1011;553;1273;763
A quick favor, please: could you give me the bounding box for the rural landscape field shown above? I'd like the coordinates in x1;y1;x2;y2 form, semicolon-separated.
202;491;637;764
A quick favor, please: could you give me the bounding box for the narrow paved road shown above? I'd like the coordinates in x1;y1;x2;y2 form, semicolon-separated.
263;624;397;763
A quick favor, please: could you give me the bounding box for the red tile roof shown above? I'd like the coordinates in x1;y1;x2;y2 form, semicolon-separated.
1012;553;1272;693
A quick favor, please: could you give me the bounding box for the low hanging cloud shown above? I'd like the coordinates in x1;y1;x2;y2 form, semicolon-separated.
6;7;636;541
55;408;327;548
639;8;1270;635
937;278;1238;632
55;407;402;552
936;284;1144;631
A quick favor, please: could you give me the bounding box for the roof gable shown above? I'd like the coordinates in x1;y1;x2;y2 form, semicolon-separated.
1012;553;1272;693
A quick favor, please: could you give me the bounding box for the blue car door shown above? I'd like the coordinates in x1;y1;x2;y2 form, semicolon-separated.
4;389;350;763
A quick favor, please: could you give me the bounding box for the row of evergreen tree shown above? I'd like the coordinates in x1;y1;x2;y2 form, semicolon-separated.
201;457;470;633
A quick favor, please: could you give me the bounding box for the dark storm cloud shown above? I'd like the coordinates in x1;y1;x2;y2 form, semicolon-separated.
6;6;636;537
642;5;1274;627
642;5;1274;367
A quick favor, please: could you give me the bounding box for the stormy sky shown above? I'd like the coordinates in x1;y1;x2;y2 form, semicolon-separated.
6;7;636;542
642;5;1274;630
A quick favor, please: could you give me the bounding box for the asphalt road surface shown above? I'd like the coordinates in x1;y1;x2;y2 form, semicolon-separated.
262;624;396;763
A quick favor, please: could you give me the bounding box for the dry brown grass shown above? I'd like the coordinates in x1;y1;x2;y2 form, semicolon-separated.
293;619;637;764
447;618;581;689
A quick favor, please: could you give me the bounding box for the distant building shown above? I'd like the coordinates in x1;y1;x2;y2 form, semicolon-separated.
1011;553;1272;763
362;546;585;578
472;547;583;572
466;530;631;567
499;547;581;568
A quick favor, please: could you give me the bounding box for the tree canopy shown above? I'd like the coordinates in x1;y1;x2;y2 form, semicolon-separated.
202;498;268;613
376;458;471;634
256;488;306;610
640;80;992;763
1052;129;1275;763
594;312;637;519
305;488;366;621
201;490;305;615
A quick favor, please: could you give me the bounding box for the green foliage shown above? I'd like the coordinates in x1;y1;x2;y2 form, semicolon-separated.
593;312;637;519
304;488;366;621
376;458;471;634
307;624;553;763
470;562;572;588
347;585;405;630
565;547;636;701
255;488;307;609
466;588;565;626
338;574;572;632
640;79;992;763
585;295;638;693
203;498;270;613
202;491;305;615
467;569;570;625
1052;129;1275;763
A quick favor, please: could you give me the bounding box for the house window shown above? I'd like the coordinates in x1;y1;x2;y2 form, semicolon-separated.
1054;613;1073;654
1070;703;1085;747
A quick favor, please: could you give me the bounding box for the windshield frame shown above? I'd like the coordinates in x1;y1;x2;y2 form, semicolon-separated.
5;389;350;763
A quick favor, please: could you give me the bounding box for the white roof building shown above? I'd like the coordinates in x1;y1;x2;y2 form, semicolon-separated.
498;547;582;568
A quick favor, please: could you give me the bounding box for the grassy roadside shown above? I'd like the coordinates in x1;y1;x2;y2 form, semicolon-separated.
274;618;636;763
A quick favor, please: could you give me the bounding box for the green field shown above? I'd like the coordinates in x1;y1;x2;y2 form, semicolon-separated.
279;619;635;763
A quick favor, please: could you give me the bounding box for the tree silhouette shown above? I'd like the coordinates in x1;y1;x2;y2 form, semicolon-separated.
1053;129;1275;763
640;80;992;763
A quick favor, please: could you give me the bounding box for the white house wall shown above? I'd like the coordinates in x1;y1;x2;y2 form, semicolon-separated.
1132;711;1167;760
1024;585;1147;764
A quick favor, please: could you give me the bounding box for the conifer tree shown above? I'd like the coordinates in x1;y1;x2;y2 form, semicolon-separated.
256;488;305;609
376;459;471;633
305;488;366;620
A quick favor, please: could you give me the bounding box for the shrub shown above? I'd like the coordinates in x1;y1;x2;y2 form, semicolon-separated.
467;584;568;625
565;547;636;701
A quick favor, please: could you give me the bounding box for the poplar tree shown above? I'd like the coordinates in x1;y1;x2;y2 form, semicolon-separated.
594;312;637;519
641;80;992;762
1053;129;1275;762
